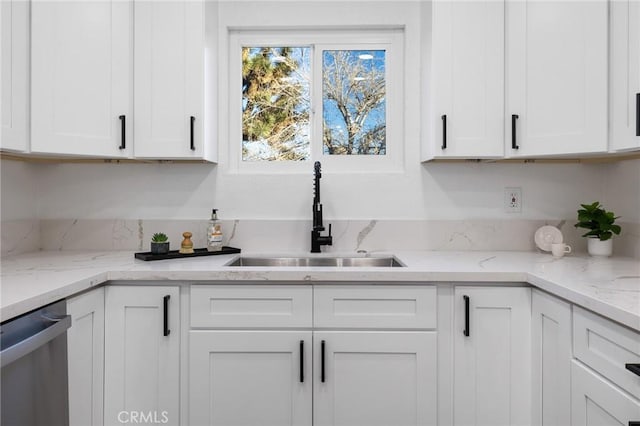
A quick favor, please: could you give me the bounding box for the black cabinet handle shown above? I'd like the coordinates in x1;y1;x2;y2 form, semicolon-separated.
463;295;470;337
626;363;640;377
299;340;304;383
163;295;170;337
441;115;447;149
190;116;196;151
636;93;640;136
119;115;126;150
511;114;519;150
321;340;326;383
629;422;640;426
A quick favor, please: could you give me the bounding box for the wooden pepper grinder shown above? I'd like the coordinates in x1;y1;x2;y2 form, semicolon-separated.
179;232;194;254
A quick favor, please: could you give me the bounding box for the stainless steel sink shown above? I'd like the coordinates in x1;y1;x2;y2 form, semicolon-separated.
225;256;404;267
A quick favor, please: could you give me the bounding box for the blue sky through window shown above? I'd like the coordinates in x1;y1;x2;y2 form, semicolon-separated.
323;50;386;155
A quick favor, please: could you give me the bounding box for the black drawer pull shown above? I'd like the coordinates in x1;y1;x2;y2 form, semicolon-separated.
625;363;640;377
119;115;126;150
299;340;304;383
511;114;519;150
321;340;326;383
463;295;470;337
190;116;196;151
441;114;447;149
163;295;170;337
629;422;640;426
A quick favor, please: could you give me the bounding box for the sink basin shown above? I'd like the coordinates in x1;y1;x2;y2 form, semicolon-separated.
225;256;404;267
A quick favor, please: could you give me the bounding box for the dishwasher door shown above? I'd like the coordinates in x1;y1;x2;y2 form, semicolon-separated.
1;299;71;426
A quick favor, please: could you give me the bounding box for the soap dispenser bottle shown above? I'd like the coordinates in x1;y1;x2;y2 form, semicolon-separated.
207;209;223;252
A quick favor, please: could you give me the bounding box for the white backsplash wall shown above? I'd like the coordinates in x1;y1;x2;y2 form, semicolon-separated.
602;159;640;224
1;160;39;221
600;159;640;259
1;161;41;255
1;158;638;257
32;161;609;220
38;218;591;254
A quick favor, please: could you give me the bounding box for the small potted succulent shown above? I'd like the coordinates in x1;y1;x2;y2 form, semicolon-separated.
150;232;170;255
574;202;621;257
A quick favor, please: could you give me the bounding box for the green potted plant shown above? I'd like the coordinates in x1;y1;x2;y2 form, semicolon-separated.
150;232;170;255
574;202;621;257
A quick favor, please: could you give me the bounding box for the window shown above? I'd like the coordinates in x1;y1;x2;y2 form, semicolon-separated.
242;47;311;161
228;30;403;173
322;49;386;156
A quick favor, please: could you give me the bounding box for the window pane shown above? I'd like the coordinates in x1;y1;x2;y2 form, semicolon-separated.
242;47;311;161
323;50;386;155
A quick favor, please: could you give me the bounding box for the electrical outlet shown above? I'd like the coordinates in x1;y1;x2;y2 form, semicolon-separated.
504;187;522;213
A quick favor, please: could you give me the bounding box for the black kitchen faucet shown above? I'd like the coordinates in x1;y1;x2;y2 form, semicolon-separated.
311;161;332;253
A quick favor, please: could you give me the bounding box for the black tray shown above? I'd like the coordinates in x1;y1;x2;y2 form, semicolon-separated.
134;246;241;261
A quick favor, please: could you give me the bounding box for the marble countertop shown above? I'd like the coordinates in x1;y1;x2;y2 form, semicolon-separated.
1;250;639;331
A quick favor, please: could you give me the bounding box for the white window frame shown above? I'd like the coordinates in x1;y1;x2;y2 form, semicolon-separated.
227;29;404;174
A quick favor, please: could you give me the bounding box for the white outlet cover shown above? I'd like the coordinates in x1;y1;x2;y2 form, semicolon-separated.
504;187;522;213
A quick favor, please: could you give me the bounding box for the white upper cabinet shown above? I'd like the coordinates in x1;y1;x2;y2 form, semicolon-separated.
31;0;132;157
1;0;30;152
505;0;608;157
133;0;207;159
610;0;640;152
429;0;504;159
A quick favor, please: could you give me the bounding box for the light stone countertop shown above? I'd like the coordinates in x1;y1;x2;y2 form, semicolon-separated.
1;250;639;331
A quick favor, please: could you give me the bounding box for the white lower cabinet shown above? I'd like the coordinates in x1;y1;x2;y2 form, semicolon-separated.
188;330;437;426
453;286;531;426
69;281;640;426
314;331;436;426
531;289;572;426
104;286;180;426
571;361;640;426
188;284;437;426
67;287;105;426
189;330;313;426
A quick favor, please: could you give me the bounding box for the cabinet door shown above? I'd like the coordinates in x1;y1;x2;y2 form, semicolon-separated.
610;0;640;151
314;331;437;426
571;361;640;426
133;0;205;159
31;0;132;157
189;330;312;426
104;286;180;426
453;286;531;426
1;0;29;152
430;0;504;159
67;288;105;426
531;289;571;426
506;0;607;157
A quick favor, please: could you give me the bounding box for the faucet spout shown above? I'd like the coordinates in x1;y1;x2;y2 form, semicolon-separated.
311;162;332;253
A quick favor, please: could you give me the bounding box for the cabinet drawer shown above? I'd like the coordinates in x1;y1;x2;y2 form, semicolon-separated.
571;360;640;425
573;306;640;399
191;285;312;328
314;285;436;329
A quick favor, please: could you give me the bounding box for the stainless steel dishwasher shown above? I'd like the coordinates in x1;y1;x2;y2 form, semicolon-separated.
1;299;71;426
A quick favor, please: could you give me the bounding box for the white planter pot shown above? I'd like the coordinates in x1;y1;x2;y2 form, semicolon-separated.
587;238;613;257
